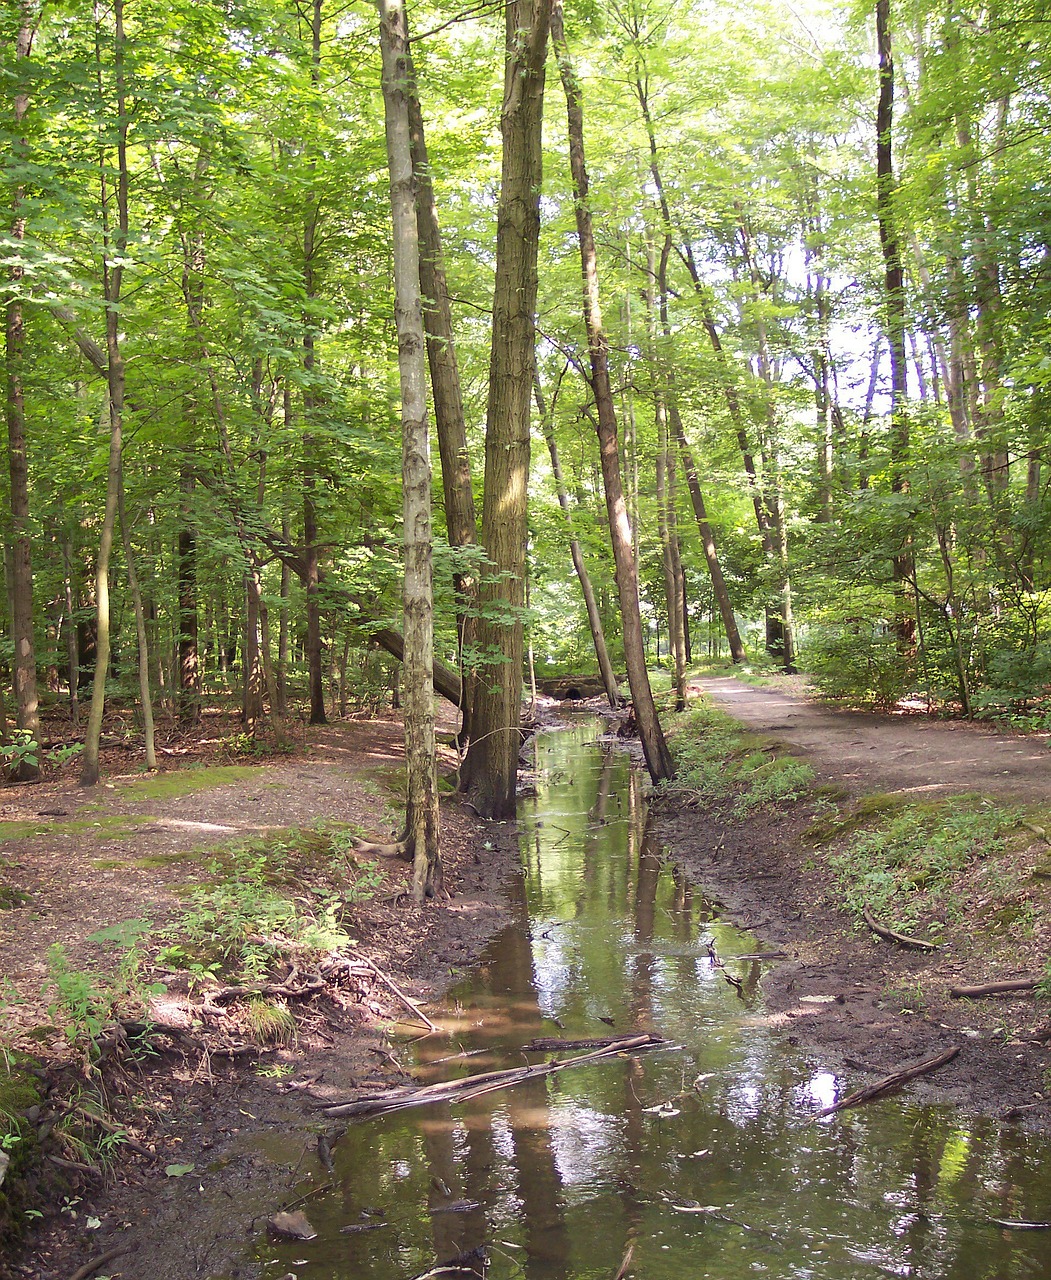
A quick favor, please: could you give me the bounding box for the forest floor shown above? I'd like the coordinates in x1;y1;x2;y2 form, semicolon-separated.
5;679;1051;1278
0;712;522;1280
655;672;1051;1127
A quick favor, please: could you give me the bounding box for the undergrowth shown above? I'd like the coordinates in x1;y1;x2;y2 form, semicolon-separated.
826;799;1024;935
660;698;814;817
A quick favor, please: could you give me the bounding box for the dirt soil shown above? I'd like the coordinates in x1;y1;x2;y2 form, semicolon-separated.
654;675;1051;1129
0;714;521;1280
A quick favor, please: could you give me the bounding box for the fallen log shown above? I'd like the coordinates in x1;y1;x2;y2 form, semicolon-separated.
321;1034;661;1118
862;905;939;952
522;1032;666;1052
813;1045;960;1118
950;978;1039;998
65;1244;136;1280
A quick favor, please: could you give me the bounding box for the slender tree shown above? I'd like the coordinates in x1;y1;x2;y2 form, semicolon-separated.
378;0;441;900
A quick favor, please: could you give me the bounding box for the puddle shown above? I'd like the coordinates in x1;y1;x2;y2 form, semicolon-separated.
231;718;1051;1279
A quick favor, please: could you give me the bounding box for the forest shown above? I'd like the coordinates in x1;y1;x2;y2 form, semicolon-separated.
3;0;1050;851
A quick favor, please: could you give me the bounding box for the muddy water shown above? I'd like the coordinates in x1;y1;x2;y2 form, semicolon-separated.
249;720;1051;1280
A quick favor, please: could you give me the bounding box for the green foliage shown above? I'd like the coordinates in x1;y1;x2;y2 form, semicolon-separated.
805;619;912;708
828;801;1022;932
0;732;39;778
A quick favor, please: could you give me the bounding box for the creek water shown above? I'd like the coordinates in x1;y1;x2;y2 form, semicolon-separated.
250;718;1051;1280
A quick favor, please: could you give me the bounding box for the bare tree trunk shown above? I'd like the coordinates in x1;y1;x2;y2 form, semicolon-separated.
5;0;39;778
242;574;265;727
460;0;554;817
379;0;441;900
406;44;479;744
117;462;157;769
533;371;621;707
61;539;80;726
655;406;686;710
177;466;200;724
277;503;291;715
552;3;672;783
82;0;129;786
876;0;916;650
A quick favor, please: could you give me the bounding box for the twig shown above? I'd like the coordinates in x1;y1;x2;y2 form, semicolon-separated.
862;905;939;951
65;1243;136;1280
950;978;1039;998
523;1033;665;1052
355;954;437;1032
813;1046;960;1118
613;1243;634;1280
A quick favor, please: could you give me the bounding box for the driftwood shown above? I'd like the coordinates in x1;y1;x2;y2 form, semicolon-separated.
612;1244;634;1280
950;978;1039;998
862;905;939;952
522;1032;665;1052
350;953;437;1032
991;1218;1051;1230
813;1046;960;1118
321;1034;661;1119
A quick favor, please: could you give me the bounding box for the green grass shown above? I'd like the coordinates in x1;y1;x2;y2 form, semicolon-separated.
0;814;151;842
660;698;815;816
115;764;268;801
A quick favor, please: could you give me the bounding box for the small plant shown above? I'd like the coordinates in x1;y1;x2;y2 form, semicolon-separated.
1;730;39;778
243;997;296;1046
46;741;84;768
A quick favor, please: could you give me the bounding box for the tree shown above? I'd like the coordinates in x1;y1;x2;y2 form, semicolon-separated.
378;0;440;901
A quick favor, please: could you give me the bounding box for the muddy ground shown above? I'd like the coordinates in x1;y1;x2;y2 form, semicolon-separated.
655;675;1051;1127
5;678;1051;1279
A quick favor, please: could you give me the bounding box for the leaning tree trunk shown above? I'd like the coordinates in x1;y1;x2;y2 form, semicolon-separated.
379;0;441;901
406;44;479;746
5;0;40;778
534;371;621;708
553;3;672;783
459;0;554;818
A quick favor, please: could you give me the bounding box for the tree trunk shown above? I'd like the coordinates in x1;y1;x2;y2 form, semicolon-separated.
82;0;129;786
117;462;157;770
5;0;39;778
379;0;441;901
459;0;554;817
655;406;686;711
61;539;80;726
533;371;621;708
406;45;479;745
876;0;916;649
177;465;200;724
552;3;672;783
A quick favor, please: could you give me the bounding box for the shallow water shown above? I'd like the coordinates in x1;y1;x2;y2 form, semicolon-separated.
249;719;1051;1280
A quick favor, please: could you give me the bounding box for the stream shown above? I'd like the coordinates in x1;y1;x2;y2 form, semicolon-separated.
242;718;1051;1280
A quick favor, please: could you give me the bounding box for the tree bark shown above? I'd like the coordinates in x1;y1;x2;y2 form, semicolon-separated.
533;371;621;707
82;0;129;786
379;0;441;901
405;44;479;744
552;3;672;783
876;0;916;649
459;0;554;817
117;462;157;769
5;0;40;777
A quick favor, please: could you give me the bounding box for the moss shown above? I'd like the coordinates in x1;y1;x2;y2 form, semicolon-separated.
115;764;267;801
0;886;29;910
0;1061;44;1252
0;814;150;843
803;792;908;845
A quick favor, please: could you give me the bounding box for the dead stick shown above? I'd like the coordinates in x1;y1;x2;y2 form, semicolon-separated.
613;1243;634;1280
323;1035;656;1117
357;954;437;1032
66;1244;136;1280
862;905;939;952
951;978;1039;998
814;1046;960;1118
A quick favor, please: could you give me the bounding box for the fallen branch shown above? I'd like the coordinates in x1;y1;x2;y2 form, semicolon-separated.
862;905;939;952
353;954;437;1032
613;1244;634;1280
813;1045;960;1118
990;1218;1051;1230
522;1033;665;1052
950;978;1039;998
66;1244;136;1280
321;1034;661;1118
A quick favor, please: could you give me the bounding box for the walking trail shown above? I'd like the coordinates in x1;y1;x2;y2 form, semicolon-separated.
697;676;1051;802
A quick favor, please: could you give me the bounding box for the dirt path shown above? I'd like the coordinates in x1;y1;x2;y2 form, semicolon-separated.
699;676;1051;801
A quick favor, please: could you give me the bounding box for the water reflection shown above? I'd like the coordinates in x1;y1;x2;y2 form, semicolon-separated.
246;719;1051;1280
